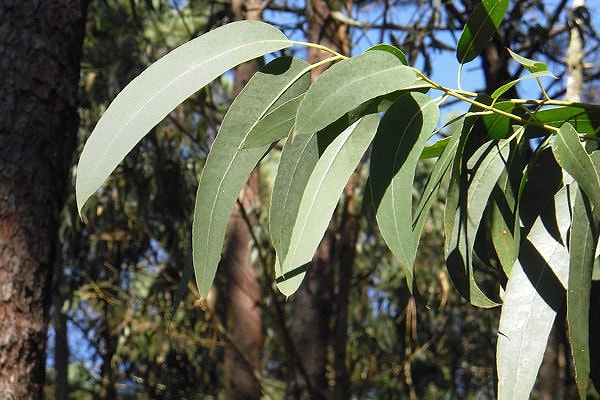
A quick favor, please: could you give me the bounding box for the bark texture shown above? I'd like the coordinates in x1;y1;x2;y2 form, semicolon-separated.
0;1;86;397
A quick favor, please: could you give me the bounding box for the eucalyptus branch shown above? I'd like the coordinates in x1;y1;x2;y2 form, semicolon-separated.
411;68;561;134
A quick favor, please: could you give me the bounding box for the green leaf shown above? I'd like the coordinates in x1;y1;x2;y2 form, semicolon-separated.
489;138;529;276
568;183;597;398
507;48;548;73
76;21;291;214
528;106;600;135
446;139;508;307
276;114;380;296
192;56;310;297
477;101;517;139
294;50;417;137
367;43;408;65
420;136;452;159
497;184;572;400
242;94;305;148
413;119;462;245
370;92;440;292
491;71;556;100
270;133;320;266
456;0;508;63
552;123;600;220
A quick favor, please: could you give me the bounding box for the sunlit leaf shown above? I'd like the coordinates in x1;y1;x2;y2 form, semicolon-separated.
270;132;319;267
276;114;380;296
370;92;439;291
507;48;548;73
192;57;310;297
76;21;291;214
552;123;600;220
367;43;408;65
491;71;556;100
528;106;600;136
497;184;572;400
242;94;305;148
456;0;509;63
294;50;417;137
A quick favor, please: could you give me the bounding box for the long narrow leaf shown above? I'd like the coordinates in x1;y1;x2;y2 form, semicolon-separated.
553;123;600;219
76;21;291;213
370;92;439;291
192;57;310;297
568;152;600;397
276;114;380;296
446;140;508;307
497;184;573;400
270;133;320;266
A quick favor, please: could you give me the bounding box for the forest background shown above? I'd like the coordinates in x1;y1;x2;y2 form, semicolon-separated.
2;0;600;399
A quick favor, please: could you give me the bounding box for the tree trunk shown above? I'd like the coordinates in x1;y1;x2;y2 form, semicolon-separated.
220;0;264;398
0;1;86;398
52;257;69;400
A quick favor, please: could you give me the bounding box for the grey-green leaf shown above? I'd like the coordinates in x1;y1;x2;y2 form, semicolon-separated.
76;21;291;214
553;123;600;220
497;184;572;400
276;114;380;296
294;50;417;137
270;132;320;266
242;94;305;148
192;56;310;297
370;92;440;292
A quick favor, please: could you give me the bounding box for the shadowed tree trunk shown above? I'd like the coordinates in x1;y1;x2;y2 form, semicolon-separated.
0;0;87;397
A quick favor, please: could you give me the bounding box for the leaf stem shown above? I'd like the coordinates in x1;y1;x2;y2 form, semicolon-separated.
289;40;348;59
411;68;561;134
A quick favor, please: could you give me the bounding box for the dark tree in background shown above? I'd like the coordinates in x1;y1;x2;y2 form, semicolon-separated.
0;1;87;397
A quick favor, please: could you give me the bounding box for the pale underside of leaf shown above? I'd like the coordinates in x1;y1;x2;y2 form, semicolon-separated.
192;56;310;297
276;114;380;296
497;184;573;400
76;21;291;214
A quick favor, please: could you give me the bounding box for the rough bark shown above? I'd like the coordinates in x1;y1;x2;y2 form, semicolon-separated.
220;0;264;398
52;257;69;400
0;1;86;398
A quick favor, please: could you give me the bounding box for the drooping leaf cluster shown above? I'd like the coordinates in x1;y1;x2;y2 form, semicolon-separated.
76;2;600;398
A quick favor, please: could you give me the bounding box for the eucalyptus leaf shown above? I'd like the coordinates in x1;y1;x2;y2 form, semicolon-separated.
552;123;600;220
276;114;380;296
507;48;548;72
370;92;439;291
242;94;305;148
446;139;508;307
456;0;509;63
497;184;573;400
192;56;310;297
491;71;556;100
294;50;417;137
76;21;291;214
568;185;596;398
